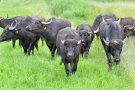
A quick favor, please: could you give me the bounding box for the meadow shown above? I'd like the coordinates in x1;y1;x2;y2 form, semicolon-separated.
0;0;135;90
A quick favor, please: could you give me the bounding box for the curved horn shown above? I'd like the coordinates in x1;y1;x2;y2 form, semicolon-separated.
102;17;105;23
8;20;17;30
103;38;109;46
115;19;120;24
128;26;134;30
94;27;99;34
88;32;93;34
122;36;127;44
41;19;52;25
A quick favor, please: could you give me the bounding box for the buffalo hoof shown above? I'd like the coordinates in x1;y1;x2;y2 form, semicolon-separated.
108;67;112;71
116;62;120;65
108;63;112;71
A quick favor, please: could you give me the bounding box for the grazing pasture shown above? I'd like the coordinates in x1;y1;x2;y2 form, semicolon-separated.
0;0;135;89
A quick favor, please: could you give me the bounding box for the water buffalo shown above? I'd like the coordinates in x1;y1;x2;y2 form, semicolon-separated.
93;12;117;38
56;27;81;77
76;23;94;59
0;17;42;55
0;16;45;48
26;17;71;57
99;18;126;70
120;17;135;37
0;16;27;47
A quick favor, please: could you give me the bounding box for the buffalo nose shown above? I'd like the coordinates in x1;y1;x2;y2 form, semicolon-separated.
67;53;73;58
115;59;119;61
114;58;120;62
115;59;120;64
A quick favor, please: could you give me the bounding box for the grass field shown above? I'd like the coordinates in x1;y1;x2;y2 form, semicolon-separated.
0;0;135;90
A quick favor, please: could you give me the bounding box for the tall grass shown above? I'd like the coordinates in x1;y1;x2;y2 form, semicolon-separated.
0;0;135;90
45;0;100;25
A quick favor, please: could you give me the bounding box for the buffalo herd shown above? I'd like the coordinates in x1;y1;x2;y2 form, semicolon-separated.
0;12;135;77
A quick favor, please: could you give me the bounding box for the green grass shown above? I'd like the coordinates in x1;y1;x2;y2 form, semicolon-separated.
0;0;135;90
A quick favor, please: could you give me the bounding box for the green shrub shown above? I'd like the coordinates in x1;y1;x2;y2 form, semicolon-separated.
45;0;101;25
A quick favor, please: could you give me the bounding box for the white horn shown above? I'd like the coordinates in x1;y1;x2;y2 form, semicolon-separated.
103;38;109;46
102;17;105;23
8;27;15;30
88;32;93;34
115;19;120;23
41;19;52;25
9;20;17;30
94;27;99;34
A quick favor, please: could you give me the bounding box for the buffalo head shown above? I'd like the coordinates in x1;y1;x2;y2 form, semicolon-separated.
103;37;127;63
61;39;81;60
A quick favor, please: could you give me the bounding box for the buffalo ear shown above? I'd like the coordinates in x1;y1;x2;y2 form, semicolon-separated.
115;19;120;24
61;40;65;44
77;40;81;45
134;28;135;31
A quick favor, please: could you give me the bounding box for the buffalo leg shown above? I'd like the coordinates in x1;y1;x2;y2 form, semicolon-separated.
96;33;99;39
101;39;112;70
51;45;56;57
41;37;44;46
28;42;34;55
105;49;112;70
12;39;16;48
32;45;35;55
81;48;84;57
84;38;93;59
46;42;54;57
63;61;70;77
84;46;90;59
72;56;79;74
35;43;38;51
19;40;22;47
24;48;27;55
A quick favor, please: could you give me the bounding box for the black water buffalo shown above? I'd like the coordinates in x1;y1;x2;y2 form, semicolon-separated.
0;24;39;55
0;17;44;55
128;21;135;35
0;25;18;43
26;17;71;57
120;17;135;36
0;16;45;48
99;18;126;70
0;16;27;47
93;12;117;38
76;23;94;59
56;27;81;77
0;16;26;28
